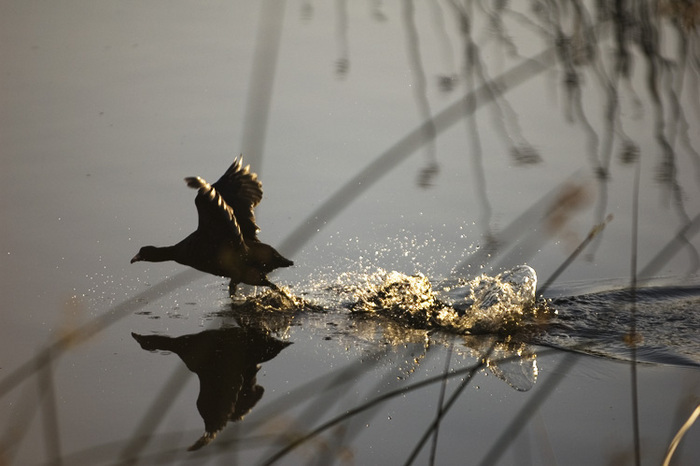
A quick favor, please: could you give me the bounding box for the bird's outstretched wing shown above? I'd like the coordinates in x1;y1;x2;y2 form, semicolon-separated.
212;156;263;240
185;176;245;249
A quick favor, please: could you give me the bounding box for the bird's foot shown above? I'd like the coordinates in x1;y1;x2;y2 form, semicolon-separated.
228;281;238;298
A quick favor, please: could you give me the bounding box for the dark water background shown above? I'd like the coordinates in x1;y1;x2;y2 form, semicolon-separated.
2;1;700;464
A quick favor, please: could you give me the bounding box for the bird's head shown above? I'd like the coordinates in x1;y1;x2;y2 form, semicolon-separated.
130;246;156;263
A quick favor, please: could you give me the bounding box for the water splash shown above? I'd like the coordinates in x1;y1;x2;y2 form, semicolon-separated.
351;265;546;334
352;271;443;328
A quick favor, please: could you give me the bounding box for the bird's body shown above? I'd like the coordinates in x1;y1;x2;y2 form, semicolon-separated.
131;157;293;295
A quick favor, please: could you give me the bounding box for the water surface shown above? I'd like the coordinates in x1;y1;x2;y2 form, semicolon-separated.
2;1;700;464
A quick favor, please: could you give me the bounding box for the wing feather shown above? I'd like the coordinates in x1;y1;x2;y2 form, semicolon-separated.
185;176;246;249
211;156;263;240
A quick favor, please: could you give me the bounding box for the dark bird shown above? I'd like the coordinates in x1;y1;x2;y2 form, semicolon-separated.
130;157;293;296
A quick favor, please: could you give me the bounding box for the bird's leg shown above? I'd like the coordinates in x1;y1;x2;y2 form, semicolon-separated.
228;280;238;297
263;279;281;293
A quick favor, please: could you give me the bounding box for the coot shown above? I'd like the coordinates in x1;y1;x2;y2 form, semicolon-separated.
131;157;293;295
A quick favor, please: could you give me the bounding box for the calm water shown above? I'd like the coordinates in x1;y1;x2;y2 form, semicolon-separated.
2;1;700;464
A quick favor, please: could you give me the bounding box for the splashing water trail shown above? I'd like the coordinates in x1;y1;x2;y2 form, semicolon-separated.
351;265;543;334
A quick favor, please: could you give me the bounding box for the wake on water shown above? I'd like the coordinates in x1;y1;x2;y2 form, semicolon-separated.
227;264;700;367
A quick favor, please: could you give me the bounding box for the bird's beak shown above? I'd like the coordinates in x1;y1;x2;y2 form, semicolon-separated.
130;253;141;264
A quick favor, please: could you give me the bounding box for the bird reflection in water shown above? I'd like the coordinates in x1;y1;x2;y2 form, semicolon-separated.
132;326;292;450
